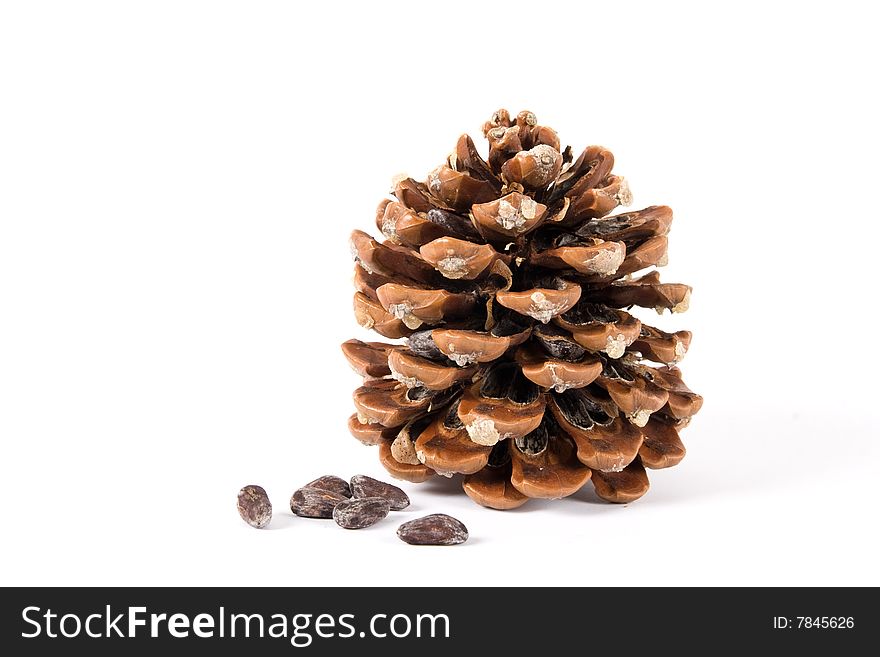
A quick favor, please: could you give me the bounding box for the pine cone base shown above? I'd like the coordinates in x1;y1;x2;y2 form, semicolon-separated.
342;109;701;509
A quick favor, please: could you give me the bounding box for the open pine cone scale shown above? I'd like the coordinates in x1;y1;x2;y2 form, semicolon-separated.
342;109;701;509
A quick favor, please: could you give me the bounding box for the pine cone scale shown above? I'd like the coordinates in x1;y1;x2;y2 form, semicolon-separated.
462;459;529;510
508;423;593;500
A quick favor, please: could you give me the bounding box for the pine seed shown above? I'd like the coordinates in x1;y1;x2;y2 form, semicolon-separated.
237;485;272;529
289;487;347;519
350;475;410;510
333;497;390;530
397;514;468;545
304;475;352;498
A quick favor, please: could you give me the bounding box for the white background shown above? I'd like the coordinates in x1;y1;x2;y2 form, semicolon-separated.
2;1;878;587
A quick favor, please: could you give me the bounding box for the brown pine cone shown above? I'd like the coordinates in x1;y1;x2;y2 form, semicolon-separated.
342;109;701;509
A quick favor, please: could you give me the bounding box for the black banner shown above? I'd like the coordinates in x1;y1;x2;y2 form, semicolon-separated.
0;587;870;654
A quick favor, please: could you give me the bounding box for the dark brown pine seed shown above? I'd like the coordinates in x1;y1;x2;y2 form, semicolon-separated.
350;475;410;511
289;487;347;519
332;497;390;530
237;485;272;529
304;475;352;498
425;208;482;241
397;514;468;546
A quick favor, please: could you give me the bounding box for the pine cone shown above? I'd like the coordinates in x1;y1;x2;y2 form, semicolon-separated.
342;109;702;509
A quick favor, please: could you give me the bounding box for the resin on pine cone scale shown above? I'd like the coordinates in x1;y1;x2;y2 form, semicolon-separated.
342;109;701;509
